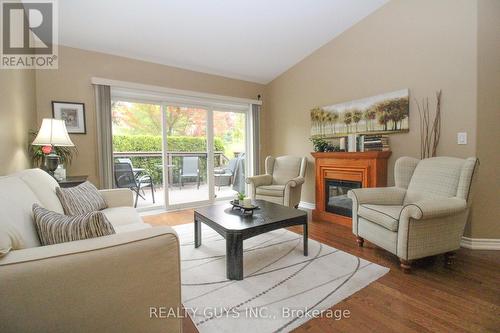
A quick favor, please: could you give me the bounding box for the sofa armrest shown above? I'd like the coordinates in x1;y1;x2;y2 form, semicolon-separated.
401;197;467;220
245;174;273;187
99;188;133;208
348;187;407;206
0;227;182;333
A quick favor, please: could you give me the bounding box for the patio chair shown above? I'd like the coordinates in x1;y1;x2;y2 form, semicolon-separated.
114;162;155;207
179;156;200;189
214;158;238;190
116;157;154;196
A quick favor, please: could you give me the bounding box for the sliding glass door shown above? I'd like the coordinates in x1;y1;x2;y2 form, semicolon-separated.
111;94;252;211
212;110;247;199
163;105;210;208
111;101;164;210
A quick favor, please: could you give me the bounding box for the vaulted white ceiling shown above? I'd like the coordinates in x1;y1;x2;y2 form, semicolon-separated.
59;0;388;84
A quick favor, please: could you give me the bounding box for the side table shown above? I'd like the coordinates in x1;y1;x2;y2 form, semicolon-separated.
57;176;88;188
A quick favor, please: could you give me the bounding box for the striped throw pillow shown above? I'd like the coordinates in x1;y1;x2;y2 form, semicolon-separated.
33;204;115;246
56;181;107;215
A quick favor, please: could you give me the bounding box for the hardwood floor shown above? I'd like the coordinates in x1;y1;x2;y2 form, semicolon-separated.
143;210;500;333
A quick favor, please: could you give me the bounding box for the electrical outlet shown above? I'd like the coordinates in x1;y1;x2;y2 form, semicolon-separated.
457;132;467;145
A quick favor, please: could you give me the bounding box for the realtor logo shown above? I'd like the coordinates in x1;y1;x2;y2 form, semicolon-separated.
1;0;58;69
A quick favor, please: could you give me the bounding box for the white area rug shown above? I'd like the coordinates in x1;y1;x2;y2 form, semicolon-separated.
174;223;389;333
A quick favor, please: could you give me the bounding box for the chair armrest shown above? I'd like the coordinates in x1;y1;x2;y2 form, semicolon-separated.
401;197;467;220
348;187;407;206
99;188;133;208
285;177;305;188
283;177;306;208
0;227;182;333
138;175;152;182
246;174;273;187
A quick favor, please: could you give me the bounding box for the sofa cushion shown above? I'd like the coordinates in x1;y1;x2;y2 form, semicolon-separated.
0;176;41;249
101;207;144;227
0;209;25;252
56;181;107;215
358;204;402;232
0;223;13;257
113;223;152;233
17;169;64;214
256;185;285;197
254;194;283;205
33;204;115;246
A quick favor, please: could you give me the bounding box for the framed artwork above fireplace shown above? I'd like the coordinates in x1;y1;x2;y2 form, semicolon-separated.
310;89;409;139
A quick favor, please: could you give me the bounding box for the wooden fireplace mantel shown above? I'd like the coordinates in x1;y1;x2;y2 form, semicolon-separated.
311;151;391;227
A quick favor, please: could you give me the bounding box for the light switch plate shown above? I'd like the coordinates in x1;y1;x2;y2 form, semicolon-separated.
457;132;467;145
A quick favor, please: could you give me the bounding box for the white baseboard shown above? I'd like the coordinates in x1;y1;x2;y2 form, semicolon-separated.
298;201;315;210
461;237;500;250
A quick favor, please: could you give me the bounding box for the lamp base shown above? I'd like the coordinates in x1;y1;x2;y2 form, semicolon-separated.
45;153;60;176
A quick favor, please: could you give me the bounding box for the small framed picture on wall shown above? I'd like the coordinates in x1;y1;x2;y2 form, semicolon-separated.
52;101;86;134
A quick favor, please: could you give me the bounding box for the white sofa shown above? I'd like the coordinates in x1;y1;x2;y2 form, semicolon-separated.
0;169;182;333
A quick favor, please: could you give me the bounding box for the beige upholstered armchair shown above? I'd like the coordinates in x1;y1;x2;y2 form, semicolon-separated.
246;155;307;208
348;156;478;273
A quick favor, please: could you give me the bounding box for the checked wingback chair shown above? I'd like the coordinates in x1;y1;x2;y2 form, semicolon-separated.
246;155;307;208
348;156;478;273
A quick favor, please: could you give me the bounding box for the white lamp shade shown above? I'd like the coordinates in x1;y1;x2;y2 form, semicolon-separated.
32;118;75;146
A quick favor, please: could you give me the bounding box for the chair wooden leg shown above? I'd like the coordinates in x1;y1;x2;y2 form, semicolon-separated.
444;252;456;265
356;236;364;247
400;259;412;273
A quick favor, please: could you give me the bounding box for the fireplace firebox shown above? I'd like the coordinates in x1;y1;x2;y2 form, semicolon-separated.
325;179;361;217
311;151;391;227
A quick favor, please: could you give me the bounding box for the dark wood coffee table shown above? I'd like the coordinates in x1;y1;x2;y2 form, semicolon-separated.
194;199;308;280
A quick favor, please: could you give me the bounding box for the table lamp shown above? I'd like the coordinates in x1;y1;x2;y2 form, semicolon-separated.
32;118;75;175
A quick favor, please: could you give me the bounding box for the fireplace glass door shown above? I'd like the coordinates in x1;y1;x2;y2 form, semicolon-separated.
325;179;362;217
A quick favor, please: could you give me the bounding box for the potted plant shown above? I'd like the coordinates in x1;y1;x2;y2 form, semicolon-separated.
234;192;246;205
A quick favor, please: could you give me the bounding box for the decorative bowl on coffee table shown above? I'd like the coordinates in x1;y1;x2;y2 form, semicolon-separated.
229;200;259;215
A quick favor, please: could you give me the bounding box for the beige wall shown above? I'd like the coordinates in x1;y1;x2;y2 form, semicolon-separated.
7;0;497;239
35;46;264;185
0;70;36;174
264;0;478;199
471;0;500;239
263;0;480;233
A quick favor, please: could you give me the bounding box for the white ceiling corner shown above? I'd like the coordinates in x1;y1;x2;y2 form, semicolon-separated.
59;0;388;84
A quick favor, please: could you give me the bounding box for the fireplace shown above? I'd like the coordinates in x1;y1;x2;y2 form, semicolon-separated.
325;179;362;217
311;151;391;226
